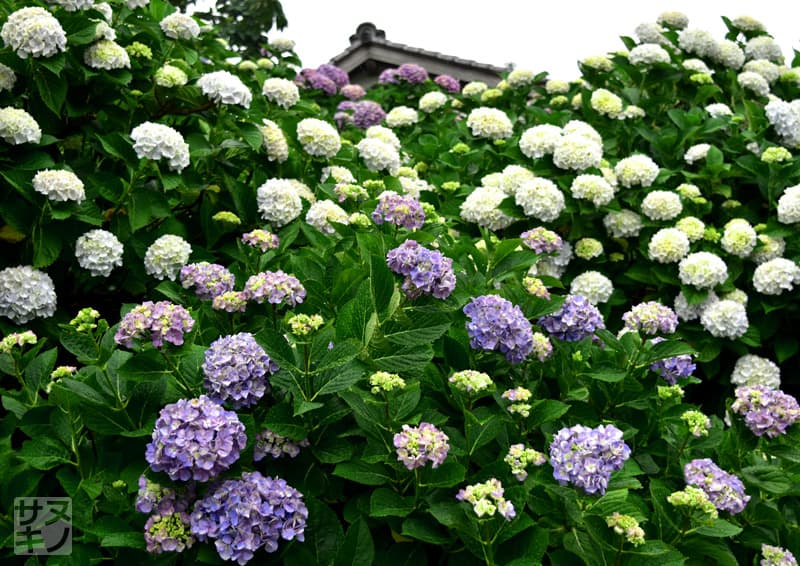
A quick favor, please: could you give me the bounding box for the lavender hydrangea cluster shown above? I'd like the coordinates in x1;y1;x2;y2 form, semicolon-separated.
145;396;247;482
190;471;307;563
202;333;278;408
242;229;279;252
114;301;194;348
761;544;798;566
538;294;605;342
463;295;534;363
521;227;563;254
385;240;456;299
337;100;387;129
435;74;461;93
649;338;696;384
244;270;306;307
371;191;425;229
254;429;310;461
396;63;429;84
136;476;196;554
393;422;450;470
180;262;235;300
684;458;750;514
622;301;679;335
549;424;631;495
295;67;337;95
731;385;800;438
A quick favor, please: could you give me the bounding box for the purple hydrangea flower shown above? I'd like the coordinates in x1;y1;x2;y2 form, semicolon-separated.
295;68;337;95
684;458;750;514
538;294;605;342
254;429;310;461
244;270;306;307
211;290;248;313
145;396;247;482
393;422;450;470
316;63;349;87
397;63;429;84
649;338;695;384
731;385;800;438
549;424;631;495
622;301;679;335
115;301;194;349
386;240;456;300
434;74;461;93
761;544;798;566
353;100;386;129
372;191;425;229
144;503;195;555
463;295;534;363
378;68;399;84
180;262;235;300
202;333;278;408
191;471;307;564
242;229;279;252
135;475;196;516
521;227;563;254
340;83;366;100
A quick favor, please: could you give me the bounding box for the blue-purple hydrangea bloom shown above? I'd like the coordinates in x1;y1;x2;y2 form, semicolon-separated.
538;294;605;342
244;270;306;307
145;396;247;482
463;295;534;363
731;385;800;438
202;332;278;408
254;429;310;461
114;301;194;348
393;422;450;470
684;458;750;514
180;262;235;300
622;301;679;335
434;74;461;93
649;337;695;384
521;227;563;254
352;100;386;128
386;239;456;299
549;424;631;495
371;191;425;229
397;63;429;84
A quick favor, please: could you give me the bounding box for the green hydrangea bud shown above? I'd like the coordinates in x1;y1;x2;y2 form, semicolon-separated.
70;308;101;333
761;146;792;163
575;238;603;259
126;41;152;60
0;331;37;354
451;143;470;155
681;410;711;437
288;314;324;336
690;73;714;85
667;486;718;519
212;211;241;225
369;371;406;394
606;512;646;546
657;384;685;400
441;181;460;192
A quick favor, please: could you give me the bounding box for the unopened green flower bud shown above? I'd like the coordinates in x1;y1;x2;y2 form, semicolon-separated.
70;308;101;333
369;371;405;394
288;313;324;336
451;142;470;155
681;410;711;437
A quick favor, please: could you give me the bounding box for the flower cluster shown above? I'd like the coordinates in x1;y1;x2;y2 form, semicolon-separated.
386;105;419;127
84;39;130;70
0;330;37;353
648;228;690;263
502;387;532;417
114;301;194;348
521;227;563;254
456;479;516;520
753;258;800;295
385;240;455;299
504;444;547;481
464;295;534;363
306;199;349;235
731;355;781;389
649;338;696;384
466;107;513;139
146;396;246;482
549;424;631;495
369;371;406;394
761;545;798;566
515;178;565;222
288;314;324;337
1;7;67;59
356;137;400;174
372;190;426;230
604;209;642;238
179;262;235;300
606;512;646;546
256;179;305;227
33;169;85;203
131;122;190;172
296;118;341;158
160;12;200;40
155;64;188;88
0;107;41;145
0;266;57;324
622;301;678;335
538;294;605;342
460;185;516;230
75;229;124;277
570;174;616;207
144;235;192;280
731;385;800;438
197;70;252;108
393;422;450;470
681;410;712;437
700;299;749;339
244;270;306;307
258;119;289;162
202;333;277;408
254;429;309;461
615;154;660;187
684;459;750;514
448;370;493;394
570;271;613;304
262;77;300;109
678;252;728;289
667;485;719;519
190;471;307;563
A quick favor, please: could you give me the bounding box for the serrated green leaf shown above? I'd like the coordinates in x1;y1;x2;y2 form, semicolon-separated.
370;488;416;517
333;461;391;486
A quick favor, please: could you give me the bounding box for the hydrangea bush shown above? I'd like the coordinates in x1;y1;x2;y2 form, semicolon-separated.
1;2;800;564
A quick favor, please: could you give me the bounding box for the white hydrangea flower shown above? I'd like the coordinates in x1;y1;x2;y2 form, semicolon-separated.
675;216;705;242
84;39;130;70
648;228;690;263
356;138;400;174
144;235;191;281
552;134;602;171
678;251;728;289
306;200;349;235
507;68;536;88
321;165;355;184
603;209;642;238
752;258;800;295
155;64;188;88
674;290;718;321
0;63;16;92
92;21;116;41
261;77;300;109
47;0;95;11
0;266;57;324
256;179;303;227
196;70;252;108
466;107;513;139
481;172;504;188
160;12;200;40
657;11;689;29
705;103;733;118
519;124;562;159
563;120;602;145
93;2;113;22
32;170;85;203
385;106;419;127
721;289;748;306
545;79;570;94
677;28;718;59
676;183;701;199
75;229;123;276
259;119;289;163
684;143;711;164
700;299;748;339
683;58;712;74
711;40;745;69
641;191;682;221
615;154;660;188
500;165;535;196
515;178;565;222
743;59;780;83
570;271;613;304
751;234;785;264
720;218;757;257
580;54;613;72
460;185;516;231
530;241;572;279
269;35;295;52
634;22;668;45
462;81;487;97
570;174;615;207
130;122;190;172
296;118;341;159
0;107;41;145
737;71;770;96
629;43;671;66
126;0;149;8
744;36;783;63
399;176;431;199
1;7;67;59
590;88;624;116
732;16;765;32
731;355;780;389
365;125;401;150
419;91;447;112
777;184;800;222
575;238;603;259
765;99;800;149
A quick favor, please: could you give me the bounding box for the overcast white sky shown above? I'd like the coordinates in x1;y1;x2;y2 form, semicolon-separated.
194;1;799;79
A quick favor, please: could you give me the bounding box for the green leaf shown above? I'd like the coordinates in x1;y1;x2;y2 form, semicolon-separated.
53;378;110;406
589;366;628;383
129;189;172;232
34;70;67;115
383;312;452;347
100;533;146;550
421;462;466;488
622;540;685;565
18;436;71;470
528;399;570;428
333;461;391;486
311;436;353;464
238;122;264;150
373;344;433;375
694;519;743;538
24;348;58;393
336;281;377;346
370;488;416;518
314;364;364;397
263;402;307;439
254;329;297;370
334;518;374;566
643;340;696;364
388;381;421;422
96;133;138;163
32;226;63;268
59;330;100;363
741;465;792;495
401;516;451;545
